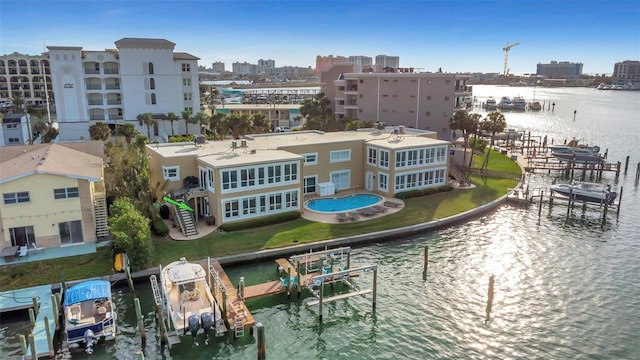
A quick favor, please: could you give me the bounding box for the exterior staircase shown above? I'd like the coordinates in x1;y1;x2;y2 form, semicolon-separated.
448;158;470;186
174;202;198;237
94;193;109;238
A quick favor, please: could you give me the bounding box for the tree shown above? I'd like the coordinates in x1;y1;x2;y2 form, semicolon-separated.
449;110;481;167
193;111;209;136
301;92;334;131
181;110;197;136
225;113;250;139
117;123;138;144
166;112;179;137
108;199;154;270
480;111;506;170
89;121;112;141
104;141;150;216
209;112;227;140
250;113;271;134
137;112;157;140
10;94;24;112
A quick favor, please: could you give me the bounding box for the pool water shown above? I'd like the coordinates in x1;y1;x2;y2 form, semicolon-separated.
305;194;383;213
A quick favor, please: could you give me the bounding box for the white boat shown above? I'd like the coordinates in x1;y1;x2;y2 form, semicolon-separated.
484;97;497;110
63;280;116;354
506;188;530;206
494;128;523;140
498;96;514;110
528;101;542;111
550;181;616;205
513;96;526;110
158;257;226;346
550;143;602;163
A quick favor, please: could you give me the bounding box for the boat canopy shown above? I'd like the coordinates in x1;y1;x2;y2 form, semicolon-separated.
63;280;112;307
165;261;206;285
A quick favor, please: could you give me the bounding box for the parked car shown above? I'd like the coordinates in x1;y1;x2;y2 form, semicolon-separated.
275;126;292;133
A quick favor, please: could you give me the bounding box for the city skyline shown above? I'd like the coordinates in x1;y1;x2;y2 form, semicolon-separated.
1;1;638;75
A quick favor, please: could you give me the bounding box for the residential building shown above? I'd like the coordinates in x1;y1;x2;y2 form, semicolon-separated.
211;61;226;73
0;113;30;145
213;104;302;128
0;141;108;252
536;61;583;78
321;63;473;141
258;59;276;68
232;61;256;75
146;129;449;229
47;38;201;141
0;52;53;107
612;60;640;85
315;55;350;75
375;55;400;72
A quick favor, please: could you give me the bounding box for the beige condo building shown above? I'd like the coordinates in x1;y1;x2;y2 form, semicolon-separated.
321;63;472;141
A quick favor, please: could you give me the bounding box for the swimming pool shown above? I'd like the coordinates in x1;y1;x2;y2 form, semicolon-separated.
305;194;383;213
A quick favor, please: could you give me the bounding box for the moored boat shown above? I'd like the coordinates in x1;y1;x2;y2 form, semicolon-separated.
550;181;616;205
484;97;497;110
513;96;526;110
158;257;226;346
498;96;514;110
528;101;542;111
63;280;116;354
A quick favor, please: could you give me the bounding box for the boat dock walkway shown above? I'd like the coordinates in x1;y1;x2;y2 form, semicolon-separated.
207;259;256;332
0;285;57;359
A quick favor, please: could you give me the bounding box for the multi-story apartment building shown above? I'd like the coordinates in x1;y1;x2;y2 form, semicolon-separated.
47;38;201;141
612;60;640;85
321;63;472;141
258;59;276;68
375;55;400;71
0;141;108;253
315;55;349;75
232;61;256;75
0;52;53;107
211;61;225;73
536;61;583;78
0;114;30;145
146;129;449;228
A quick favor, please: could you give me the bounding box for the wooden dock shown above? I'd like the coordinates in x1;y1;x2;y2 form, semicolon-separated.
207;259;256;333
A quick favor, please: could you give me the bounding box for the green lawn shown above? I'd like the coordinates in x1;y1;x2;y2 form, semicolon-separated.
472;149;522;174
0;155;520;291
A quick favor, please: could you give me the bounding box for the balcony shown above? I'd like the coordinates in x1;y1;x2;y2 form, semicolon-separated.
343;102;358;110
106;100;121;105
84;69;100;75
107;115;123;121
89;114;105;121
104;68;119;75
344;85;358;95
454;85;472;95
86;84;102;90
105;84;120;90
88;100;104;106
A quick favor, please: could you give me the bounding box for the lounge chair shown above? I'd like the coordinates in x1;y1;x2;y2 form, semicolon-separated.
358;207;376;216
336;213;348;222
383;200;402;208
18;246;28;259
372;205;387;213
348;212;360;221
31;243;44;253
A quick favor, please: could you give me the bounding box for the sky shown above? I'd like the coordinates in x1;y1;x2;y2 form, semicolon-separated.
1;0;639;75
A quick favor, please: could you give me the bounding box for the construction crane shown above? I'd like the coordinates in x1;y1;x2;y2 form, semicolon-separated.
502;42;520;76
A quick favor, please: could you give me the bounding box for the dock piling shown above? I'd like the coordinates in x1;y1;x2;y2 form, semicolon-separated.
422;246;428;280
485;275;495;322
134;297;145;345
28;333;37;360
19;335;27;357
617;186;623;216
624;156;630;174
636;162;640;182
239;277;245;300
51;294;59;328
256;322;266;360
373;269;378;312
44;316;54;355
28;307;35;328
32;297;39;316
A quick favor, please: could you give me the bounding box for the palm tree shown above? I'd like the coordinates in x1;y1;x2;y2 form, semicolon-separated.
117;123;138;144
480;111;506;170
250;113;271;134
166;112;179;137
193;111;209;136
137;112;157;141
89;121;112;141
209;112;226;140
181;110;197;136
11;94;25;112
225;113;250;139
449;110;481;167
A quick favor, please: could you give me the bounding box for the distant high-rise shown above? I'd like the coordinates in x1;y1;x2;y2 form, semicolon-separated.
349;56;373;72
536;61;583;78
375;55;400;71
211;61;225;73
612;60;640;85
258;59;275;68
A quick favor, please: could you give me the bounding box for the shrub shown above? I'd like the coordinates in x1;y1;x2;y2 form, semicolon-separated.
219;211;300;232
152;218;169;235
438;184;454;192
423;188;439;196
159;205;170;219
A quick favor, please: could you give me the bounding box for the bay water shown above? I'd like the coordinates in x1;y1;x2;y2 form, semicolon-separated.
1;85;639;359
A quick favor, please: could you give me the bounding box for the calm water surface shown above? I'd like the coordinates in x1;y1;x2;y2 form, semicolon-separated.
1;86;639;359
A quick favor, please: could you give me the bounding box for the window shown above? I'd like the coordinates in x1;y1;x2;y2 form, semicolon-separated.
162;166;179;181
446;80;451;85
283;163;298;182
222;170;238;189
148;62;154;74
242;198;257;215
207;168;214;191
379;150;389;168
285;191;298;208
396;151;406;167
3;191;30;204
54;187;79;199
150;78;155;90
330;150;351;163
330;170;350;190
367;147;377;166
304;176;317;194
6;123;18;129
184;92;192;101
359;79;363;84
182;63;191;72
445;96;449;101
59;220;83;244
426;111;431;116
183;78;191;87
426;96;431;101
9;226;35;247
151;93;156;105
8;137;20;143
224;200;239;218
378;173;388;192
184;107;193;113
303;153;318;165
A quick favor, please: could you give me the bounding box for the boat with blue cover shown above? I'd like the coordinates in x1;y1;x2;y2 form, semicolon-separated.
63;279;116;354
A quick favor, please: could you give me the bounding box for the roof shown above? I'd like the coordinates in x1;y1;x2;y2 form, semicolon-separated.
147;129;448;169
114;38;176;49
0;142;104;184
63;280;111;306
173;52;200;61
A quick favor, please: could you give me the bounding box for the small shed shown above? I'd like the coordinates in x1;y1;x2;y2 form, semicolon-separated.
315;182;336;197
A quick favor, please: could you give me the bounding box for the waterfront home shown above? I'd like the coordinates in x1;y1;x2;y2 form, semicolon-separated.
0;141;107;257
146;128;450;232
